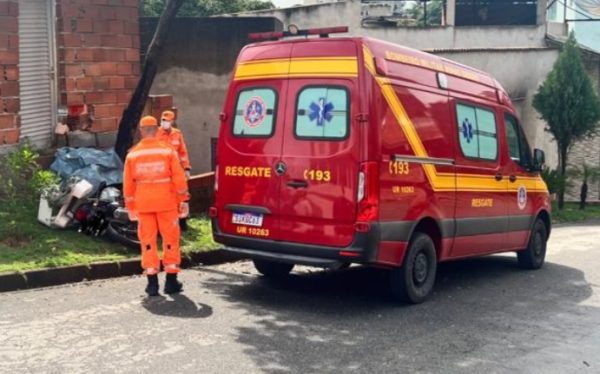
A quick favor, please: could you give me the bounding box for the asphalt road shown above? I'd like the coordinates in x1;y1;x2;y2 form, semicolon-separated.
1;223;599;374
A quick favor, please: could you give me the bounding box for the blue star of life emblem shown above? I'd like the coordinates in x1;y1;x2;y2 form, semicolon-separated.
309;98;334;127
462;118;474;143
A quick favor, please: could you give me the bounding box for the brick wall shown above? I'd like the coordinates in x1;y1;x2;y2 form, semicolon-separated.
56;0;140;134
0;0;19;145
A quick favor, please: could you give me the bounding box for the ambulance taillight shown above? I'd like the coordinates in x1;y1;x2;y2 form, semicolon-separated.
356;161;379;228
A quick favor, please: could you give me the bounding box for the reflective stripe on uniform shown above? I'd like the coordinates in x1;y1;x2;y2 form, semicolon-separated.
124;196;134;201
144;267;159;275
177;189;188;195
128;148;173;159
136;178;172;184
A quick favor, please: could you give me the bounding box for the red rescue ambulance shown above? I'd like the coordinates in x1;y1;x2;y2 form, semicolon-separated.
211;27;551;303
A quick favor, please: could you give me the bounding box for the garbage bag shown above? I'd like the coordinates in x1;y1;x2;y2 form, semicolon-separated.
50;147;123;193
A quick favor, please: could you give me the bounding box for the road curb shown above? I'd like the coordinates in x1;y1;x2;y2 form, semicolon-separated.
0;249;244;293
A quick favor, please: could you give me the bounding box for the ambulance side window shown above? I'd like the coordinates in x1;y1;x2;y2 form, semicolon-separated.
295;86;349;139
456;103;498;161
232;88;277;137
505;113;532;168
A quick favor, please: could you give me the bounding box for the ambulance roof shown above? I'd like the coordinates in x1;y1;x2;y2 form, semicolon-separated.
239;36;510;103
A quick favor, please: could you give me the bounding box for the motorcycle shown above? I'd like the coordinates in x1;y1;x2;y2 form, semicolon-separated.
73;183;140;250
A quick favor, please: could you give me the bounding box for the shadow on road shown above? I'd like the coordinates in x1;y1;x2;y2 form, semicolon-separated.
141;293;213;319
196;254;595;373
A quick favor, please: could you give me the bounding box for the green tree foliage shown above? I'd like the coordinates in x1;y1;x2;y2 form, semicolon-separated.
406;0;443;26
541;166;571;196
533;32;600;209
140;0;275;17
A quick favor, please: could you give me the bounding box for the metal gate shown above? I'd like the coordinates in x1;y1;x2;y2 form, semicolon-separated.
18;0;57;148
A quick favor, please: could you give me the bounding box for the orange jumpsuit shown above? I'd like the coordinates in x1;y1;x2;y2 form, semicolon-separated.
123;138;189;275
157;127;191;171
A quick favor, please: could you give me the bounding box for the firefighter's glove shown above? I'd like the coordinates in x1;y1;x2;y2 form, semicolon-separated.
128;210;138;222
185;170;191;180
179;202;189;218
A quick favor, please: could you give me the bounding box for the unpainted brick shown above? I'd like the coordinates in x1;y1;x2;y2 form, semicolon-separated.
2;97;19;113
84;62;102;76
93;76;110;90
61;33;82;48
0;81;18;97
0;113;16;129
0;16;17;33
0;51;17;65
124;48;139;62
109;76;124;89
76;77;94;90
0;127;19;144
3;65;18;80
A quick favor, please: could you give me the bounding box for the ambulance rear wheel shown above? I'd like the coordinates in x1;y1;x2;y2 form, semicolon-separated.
253;259;294;278
517;219;547;270
390;232;437;304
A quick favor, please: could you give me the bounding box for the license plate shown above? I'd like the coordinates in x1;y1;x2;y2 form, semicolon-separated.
232;212;263;227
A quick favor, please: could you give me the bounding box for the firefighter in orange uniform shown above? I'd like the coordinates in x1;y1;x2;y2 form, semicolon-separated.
157;110;191;178
158;110;191;231
123;115;189;296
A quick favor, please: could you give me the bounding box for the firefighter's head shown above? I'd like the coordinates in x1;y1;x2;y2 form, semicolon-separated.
161;110;175;130
139;115;158;138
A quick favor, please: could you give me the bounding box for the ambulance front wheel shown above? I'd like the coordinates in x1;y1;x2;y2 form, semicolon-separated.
517;219;548;270
253;259;294;278
389;232;437;304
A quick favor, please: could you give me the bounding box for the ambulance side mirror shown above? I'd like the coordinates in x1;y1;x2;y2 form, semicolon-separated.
532;148;545;172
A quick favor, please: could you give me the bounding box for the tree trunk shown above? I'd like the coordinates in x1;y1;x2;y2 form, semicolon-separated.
557;145;568;210
114;0;185;161
580;182;588;210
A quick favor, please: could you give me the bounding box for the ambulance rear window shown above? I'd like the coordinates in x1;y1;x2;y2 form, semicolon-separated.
456;103;498;161
232;88;277;137
295;86;349;140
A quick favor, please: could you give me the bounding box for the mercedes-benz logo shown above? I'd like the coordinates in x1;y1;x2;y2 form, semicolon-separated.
275;161;286;176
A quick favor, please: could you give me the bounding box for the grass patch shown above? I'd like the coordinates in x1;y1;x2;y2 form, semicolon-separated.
551;202;600;224
0;204;219;274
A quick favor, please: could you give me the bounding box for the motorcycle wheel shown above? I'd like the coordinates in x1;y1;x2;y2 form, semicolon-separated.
105;221;140;250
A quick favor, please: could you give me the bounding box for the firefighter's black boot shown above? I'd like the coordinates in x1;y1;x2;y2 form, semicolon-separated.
145;274;159;297
164;273;183;294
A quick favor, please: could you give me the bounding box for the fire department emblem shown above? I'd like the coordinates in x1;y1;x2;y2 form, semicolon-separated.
243;96;266;128
309;98;334;126
517;185;527;210
462;118;474;143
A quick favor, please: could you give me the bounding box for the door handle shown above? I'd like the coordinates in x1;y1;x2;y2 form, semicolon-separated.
495;173;503;181
287;180;308;189
509;175;517;183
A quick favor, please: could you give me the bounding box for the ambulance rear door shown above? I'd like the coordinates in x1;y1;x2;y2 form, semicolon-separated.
276;40;361;247
215;45;292;241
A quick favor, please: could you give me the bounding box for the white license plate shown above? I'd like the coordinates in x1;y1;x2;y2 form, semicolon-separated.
232;212;264;227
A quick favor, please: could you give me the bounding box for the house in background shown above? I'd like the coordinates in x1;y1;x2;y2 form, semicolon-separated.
0;0;140;150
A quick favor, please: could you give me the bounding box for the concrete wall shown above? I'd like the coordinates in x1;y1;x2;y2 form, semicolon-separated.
141;17;282;173
230;0;548;49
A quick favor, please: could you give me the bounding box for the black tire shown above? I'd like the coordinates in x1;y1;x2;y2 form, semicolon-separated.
105;221;140;250
253;259;294;278
517;219;547;270
390;232;437;304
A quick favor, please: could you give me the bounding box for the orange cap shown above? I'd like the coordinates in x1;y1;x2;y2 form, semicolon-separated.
140;115;158;128
161;110;175;121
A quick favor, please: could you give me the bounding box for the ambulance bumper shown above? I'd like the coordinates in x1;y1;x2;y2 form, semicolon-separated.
212;219;379;268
